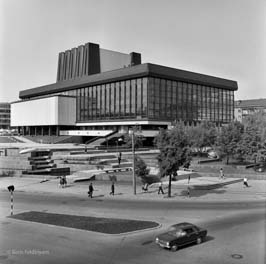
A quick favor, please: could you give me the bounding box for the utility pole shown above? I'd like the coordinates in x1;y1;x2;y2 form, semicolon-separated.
131;131;136;195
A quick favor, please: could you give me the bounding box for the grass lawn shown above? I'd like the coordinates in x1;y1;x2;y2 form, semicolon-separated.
9;211;159;234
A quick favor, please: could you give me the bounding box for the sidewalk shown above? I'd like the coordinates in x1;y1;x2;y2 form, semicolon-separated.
1;176;266;202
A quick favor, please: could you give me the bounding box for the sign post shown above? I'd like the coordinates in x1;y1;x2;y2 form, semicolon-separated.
7;185;15;216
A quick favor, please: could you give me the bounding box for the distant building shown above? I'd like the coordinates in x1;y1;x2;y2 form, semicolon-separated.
11;42;238;139
235;99;266;122
0;102;11;129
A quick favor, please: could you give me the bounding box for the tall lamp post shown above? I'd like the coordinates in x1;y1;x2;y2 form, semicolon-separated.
116;138;123;153
129;130;136;195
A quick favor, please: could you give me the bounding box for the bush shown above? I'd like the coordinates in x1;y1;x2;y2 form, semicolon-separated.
134;155;150;183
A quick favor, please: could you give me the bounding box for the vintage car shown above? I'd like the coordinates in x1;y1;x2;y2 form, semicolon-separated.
155;222;207;251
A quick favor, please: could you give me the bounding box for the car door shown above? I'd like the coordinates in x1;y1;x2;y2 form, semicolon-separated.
183;227;197;244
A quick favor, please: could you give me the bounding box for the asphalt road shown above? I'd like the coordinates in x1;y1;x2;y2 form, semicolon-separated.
0;191;265;264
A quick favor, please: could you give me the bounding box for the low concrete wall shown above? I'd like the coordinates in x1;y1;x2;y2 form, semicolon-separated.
0;148;21;156
0;156;31;176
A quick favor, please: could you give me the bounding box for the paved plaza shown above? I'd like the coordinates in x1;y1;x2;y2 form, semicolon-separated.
1;175;266;202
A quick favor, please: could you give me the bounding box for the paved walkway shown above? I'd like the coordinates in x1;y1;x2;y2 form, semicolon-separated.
1;176;266;202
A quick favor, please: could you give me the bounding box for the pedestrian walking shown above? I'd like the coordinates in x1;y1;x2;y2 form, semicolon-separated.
187;186;190;198
219;168;224;180
63;175;67;187
59;177;64;188
188;175;191;184
142;183;149;192
88;182;94;198
243;177;249;187
117;152;122;166
158;181;164;194
110;182;115;195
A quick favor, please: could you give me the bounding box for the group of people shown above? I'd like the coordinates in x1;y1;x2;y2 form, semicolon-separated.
86;167;250;199
88;181;152;198
59;176;67;188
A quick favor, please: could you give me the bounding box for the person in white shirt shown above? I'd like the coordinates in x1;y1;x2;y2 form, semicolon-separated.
243;177;249;187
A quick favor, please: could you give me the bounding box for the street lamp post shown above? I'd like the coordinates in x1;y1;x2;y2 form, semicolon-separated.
130;131;136;195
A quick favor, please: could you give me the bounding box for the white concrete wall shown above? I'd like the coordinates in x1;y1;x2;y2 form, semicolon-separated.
11;96;76;126
58;96;76;125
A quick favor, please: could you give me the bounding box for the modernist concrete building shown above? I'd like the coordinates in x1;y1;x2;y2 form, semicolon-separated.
0;102;11;130
11;42;238;140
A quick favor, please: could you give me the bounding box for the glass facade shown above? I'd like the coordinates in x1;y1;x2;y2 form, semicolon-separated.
56;76;234;124
62;77;149;122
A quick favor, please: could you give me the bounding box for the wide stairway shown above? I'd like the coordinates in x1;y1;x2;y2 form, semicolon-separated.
23;149;70;176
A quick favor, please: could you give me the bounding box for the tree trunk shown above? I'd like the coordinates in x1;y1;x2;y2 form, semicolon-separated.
168;174;172;197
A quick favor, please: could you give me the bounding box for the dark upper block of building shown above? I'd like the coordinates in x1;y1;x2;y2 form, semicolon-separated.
56;42;141;82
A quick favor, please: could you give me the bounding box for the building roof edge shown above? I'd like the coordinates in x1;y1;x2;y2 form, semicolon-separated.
19;63;237;99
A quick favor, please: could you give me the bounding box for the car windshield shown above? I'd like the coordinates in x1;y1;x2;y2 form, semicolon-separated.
167;226;182;236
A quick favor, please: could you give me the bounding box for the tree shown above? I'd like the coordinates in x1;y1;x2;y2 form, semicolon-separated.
154;123;192;197
235;125;261;163
123;126;144;149
134;155;150;183
240;111;266;164
123;133;144;149
243;111;266;141
216;121;244;164
257;140;266;163
187;121;217;154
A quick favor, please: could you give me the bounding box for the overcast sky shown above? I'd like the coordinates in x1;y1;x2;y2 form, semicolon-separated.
0;0;265;102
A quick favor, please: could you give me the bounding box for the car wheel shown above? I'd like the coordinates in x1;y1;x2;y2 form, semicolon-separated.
171;245;178;252
196;237;202;244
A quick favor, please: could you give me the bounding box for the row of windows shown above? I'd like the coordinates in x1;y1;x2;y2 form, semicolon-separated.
0;114;10;118
0;119;10;123
0;109;10;113
148;78;234;122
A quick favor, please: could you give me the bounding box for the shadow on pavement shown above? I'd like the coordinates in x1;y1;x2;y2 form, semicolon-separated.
174;188;227;198
88;194;105;198
205;235;215;242
113;192;123;196
138;190;158;195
